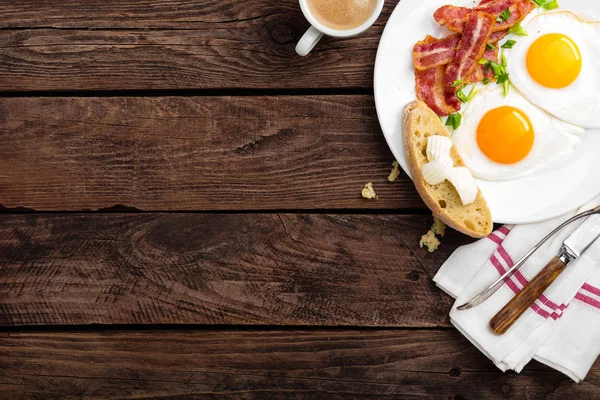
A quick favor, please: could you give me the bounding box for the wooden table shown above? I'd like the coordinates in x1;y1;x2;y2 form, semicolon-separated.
0;1;598;398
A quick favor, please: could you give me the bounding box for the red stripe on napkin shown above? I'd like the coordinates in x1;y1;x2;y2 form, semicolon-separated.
582;283;600;297
574;293;600;310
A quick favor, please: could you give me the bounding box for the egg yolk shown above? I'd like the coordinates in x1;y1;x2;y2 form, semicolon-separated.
477;106;534;165
526;33;582;89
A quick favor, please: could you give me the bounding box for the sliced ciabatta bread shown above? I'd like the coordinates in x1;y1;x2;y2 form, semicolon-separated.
403;100;493;239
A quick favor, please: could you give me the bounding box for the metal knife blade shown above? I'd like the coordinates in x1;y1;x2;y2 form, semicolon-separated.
563;214;600;259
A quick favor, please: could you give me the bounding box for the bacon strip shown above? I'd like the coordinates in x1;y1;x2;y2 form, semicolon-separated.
444;12;495;108
436;0;533;33
416;66;459;116
477;0;517;15
493;0;534;31
489;30;508;44
433;5;470;30
415;36;458;116
516;0;535;23
413;34;461;70
466;46;498;84
466;63;484;84
414;30;507;70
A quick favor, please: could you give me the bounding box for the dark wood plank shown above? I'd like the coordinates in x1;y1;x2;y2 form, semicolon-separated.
0;0;394;29
1;329;597;399
0;213;471;327
0;0;394;91
0;96;421;211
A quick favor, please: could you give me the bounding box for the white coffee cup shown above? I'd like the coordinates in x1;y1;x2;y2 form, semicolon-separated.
295;0;385;56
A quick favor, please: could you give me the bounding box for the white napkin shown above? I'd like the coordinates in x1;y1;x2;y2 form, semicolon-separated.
434;197;600;382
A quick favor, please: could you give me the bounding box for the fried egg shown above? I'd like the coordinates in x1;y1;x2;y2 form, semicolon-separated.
506;11;600;128
452;85;583;181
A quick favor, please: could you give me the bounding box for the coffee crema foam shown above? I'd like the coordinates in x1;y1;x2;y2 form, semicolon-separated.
306;0;378;30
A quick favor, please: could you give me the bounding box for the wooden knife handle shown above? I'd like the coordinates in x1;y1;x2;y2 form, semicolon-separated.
490;256;567;335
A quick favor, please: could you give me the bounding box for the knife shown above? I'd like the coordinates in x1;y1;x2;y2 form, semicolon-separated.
489;213;600;335
457;205;600;312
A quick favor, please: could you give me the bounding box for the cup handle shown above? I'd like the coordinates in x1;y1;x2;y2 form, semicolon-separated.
295;25;324;56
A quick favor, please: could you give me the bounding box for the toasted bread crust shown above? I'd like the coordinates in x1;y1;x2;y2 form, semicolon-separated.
403;100;492;238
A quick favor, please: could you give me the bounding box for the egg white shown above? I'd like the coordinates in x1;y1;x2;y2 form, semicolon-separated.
452;85;583;181
505;11;600;128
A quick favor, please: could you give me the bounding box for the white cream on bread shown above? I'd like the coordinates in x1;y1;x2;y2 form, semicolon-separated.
448;167;479;206
421;135;479;206
426;136;453;162
422;156;453;185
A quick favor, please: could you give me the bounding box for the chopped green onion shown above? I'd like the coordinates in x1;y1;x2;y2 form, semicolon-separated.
532;0;560;10
445;113;462;130
542;0;559;10
486;43;496;51
452;113;462;130
497;8;511;23
466;86;479;102
483;52;510;96
452;79;464;88
444;115;452;128
481;58;508;85
490;61;504;76
501;40;517;49
478;58;489;65
508;23;528;36
456;88;468;103
496;74;509;84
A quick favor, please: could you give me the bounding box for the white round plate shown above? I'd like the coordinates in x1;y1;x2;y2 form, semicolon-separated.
374;0;600;224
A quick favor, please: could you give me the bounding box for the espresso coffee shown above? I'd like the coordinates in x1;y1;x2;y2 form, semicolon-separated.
306;0;378;31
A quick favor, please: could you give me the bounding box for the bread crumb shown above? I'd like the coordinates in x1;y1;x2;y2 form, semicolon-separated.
361;182;377;199
388;161;400;182
419;230;440;253
432;217;446;237
419;216;446;253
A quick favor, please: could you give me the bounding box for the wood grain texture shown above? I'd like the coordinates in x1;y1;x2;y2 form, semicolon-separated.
0;213;471;327
0;0;394;91
1;329;598;399
0;0;393;29
491;256;567;335
0;96;422;211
